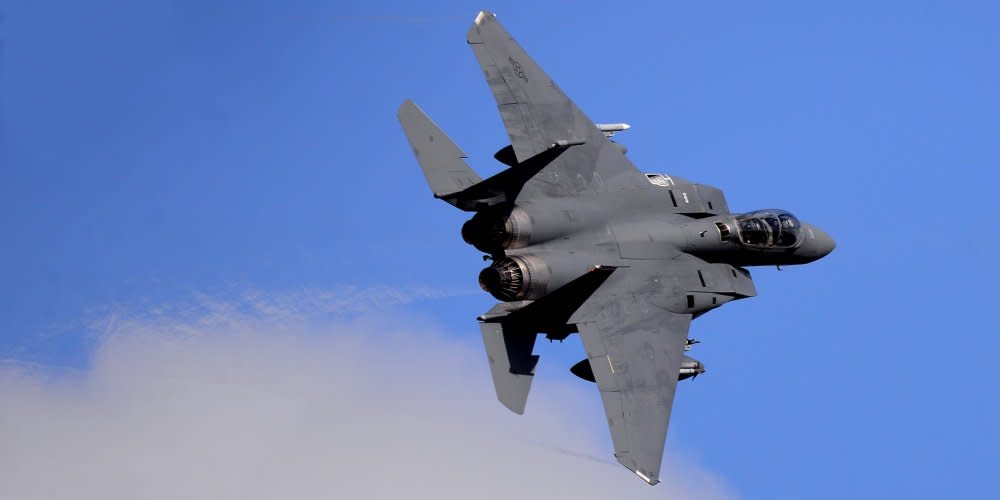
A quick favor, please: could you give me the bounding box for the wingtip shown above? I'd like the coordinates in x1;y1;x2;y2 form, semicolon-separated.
634;469;660;486
397;99;416;117
468;11;496;44
616;456;661;486
474;10;494;25
503;403;526;416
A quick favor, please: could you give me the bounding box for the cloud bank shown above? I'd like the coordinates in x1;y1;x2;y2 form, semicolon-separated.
0;289;735;499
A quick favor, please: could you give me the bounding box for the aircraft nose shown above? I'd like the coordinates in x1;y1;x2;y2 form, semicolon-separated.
803;224;836;261
815;226;836;256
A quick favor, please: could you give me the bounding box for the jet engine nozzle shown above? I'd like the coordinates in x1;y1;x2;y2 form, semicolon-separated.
461;207;532;253
478;255;549;301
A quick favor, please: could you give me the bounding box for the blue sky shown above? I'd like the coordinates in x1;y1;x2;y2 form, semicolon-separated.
2;1;999;498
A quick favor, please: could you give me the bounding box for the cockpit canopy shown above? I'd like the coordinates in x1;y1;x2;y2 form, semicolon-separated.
735;209;801;248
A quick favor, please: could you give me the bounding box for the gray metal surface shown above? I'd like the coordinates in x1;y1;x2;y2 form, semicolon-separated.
397;99;482;197
397;10;836;486
577;304;690;486
479;321;537;415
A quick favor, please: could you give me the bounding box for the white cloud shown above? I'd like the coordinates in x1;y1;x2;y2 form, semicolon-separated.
0;288;736;500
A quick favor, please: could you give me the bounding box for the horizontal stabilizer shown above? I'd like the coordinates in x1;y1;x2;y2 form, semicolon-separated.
479;322;538;414
397;100;482;197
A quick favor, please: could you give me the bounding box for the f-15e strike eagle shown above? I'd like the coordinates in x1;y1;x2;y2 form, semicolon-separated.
397;11;835;486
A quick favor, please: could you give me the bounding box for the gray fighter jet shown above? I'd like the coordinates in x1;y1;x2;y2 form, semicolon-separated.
397;11;835;486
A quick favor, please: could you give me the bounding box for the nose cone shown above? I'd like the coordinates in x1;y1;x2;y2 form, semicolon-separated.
813;226;837;256
797;224;836;262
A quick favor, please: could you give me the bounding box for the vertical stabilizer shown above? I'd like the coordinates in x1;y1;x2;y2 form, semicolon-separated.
397;99;483;197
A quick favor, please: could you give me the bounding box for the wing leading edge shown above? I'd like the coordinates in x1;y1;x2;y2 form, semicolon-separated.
570;267;693;485
466;11;645;196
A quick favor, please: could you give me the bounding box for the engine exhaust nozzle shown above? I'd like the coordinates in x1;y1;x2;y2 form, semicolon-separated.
477;255;549;301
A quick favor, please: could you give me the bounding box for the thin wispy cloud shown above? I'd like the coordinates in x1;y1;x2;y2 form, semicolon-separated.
0;287;735;500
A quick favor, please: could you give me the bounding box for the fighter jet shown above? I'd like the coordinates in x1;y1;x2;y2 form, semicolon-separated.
397;11;834;486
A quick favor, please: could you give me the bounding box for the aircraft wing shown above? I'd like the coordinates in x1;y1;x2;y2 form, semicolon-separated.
568;265;694;486
466;11;645;193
